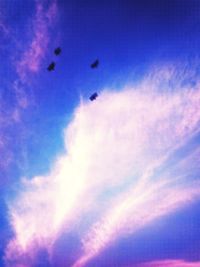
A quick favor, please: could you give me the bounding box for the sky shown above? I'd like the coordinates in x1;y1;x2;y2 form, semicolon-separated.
1;0;200;266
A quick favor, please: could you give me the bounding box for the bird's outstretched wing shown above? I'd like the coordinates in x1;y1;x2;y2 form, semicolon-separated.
54;47;61;55
47;62;55;71
89;92;98;101
90;59;99;68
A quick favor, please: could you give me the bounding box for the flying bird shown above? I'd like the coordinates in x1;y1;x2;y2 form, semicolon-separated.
54;47;61;55
89;92;98;101
90;59;99;69
47;62;55;71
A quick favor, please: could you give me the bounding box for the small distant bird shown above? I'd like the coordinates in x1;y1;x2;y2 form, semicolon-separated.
47;62;55;71
89;92;98;101
54;47;61;56
90;59;99;69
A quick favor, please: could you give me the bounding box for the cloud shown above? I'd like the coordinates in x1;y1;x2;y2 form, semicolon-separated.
0;1;59;199
8;0;58;135
5;64;200;266
138;259;200;267
16;0;58;82
0;5;10;37
0;19;9;36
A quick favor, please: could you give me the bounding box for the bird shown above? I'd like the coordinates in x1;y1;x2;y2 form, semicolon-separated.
90;59;99;69
54;47;61;56
47;62;55;71
89;92;98;101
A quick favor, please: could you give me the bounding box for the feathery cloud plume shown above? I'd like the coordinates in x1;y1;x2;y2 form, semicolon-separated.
5;64;200;267
16;0;58;82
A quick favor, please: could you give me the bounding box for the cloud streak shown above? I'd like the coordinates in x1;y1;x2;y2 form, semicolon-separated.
16;0;58;82
138;259;200;267
5;64;200;267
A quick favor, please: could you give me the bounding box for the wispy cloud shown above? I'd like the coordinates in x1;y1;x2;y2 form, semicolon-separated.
138;259;200;267
5;0;59;166
0;6;10;37
5;64;200;266
16;0;58;82
0;19;9;36
73;184;200;267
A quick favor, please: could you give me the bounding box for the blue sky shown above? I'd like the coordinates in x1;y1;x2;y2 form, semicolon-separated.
1;1;200;267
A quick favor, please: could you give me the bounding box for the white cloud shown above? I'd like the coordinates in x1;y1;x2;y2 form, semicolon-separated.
5;64;200;267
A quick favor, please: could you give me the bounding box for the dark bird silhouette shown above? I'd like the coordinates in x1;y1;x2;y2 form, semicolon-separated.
54;47;61;55
89;92;98;101
90;59;99;69
47;62;55;71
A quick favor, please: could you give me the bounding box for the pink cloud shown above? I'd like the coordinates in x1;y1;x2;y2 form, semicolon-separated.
12;0;58;115
138;259;200;267
0;7;10;36
16;0;58;82
0;20;9;36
